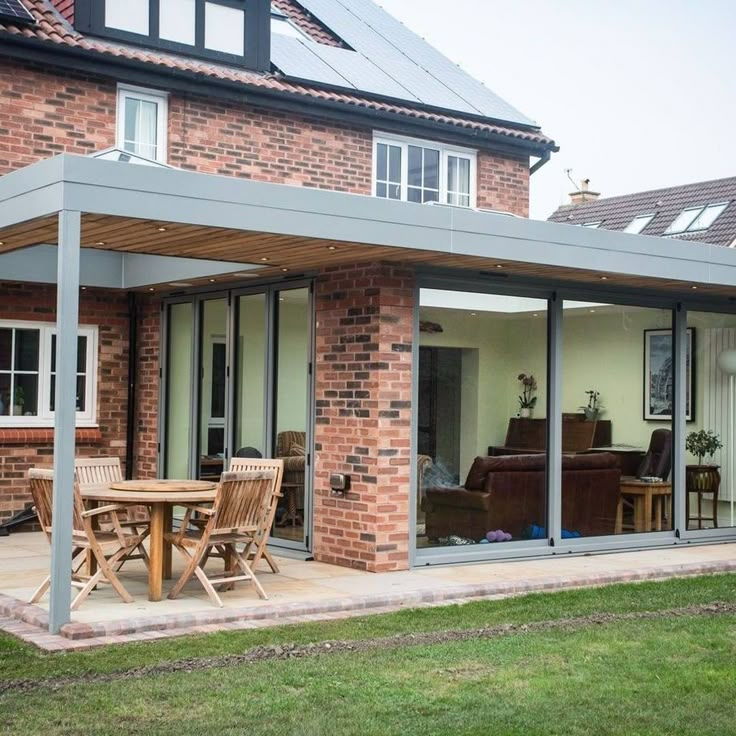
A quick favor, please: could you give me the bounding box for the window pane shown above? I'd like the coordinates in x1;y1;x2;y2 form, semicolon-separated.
205;2;245;55
408;146;423;188
623;214;654;234
106;0;149;35
77;336;88;374
447;155;471;204
376;143;388;182
124;97;159;159
562;303;673;538
423;189;439;204
14;329;39;372
408;187;422;203
13;373;38;416
689;203;728;232
0;374;9;415
423;148;439;190
76;376;86;412
687;310;736;529
665;208;701;235
0;329;10;371
160;0;196;45
165;303;193;479
376;182;387;198
388;183;401;200
416;289;548;551
388;145;401;184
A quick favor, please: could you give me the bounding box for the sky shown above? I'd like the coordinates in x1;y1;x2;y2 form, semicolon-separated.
377;0;735;220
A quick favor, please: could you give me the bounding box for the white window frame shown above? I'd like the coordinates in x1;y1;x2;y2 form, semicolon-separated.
116;84;169;164
372;132;478;208
0;320;98;428
623;213;655;234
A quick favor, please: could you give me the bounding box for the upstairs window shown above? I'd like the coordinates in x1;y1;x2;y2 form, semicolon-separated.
581;221;601;228
623;213;655;234
75;0;270;71
0;321;97;427
117;85;168;164
373;134;476;208
665;202;729;235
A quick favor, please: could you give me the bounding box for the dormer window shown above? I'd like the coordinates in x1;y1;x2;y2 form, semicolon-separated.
75;0;270;71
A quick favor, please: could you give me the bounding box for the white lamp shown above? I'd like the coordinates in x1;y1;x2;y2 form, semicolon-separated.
717;349;736;526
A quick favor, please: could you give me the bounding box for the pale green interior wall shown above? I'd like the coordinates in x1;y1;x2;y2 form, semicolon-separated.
275;289;309;436
165;303;193;478
236;294;267;454
418;298;736;476
199;299;227;453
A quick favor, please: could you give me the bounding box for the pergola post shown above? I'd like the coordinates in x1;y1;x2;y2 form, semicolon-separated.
48;210;81;634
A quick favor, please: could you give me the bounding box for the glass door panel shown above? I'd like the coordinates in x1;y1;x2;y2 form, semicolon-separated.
416;289;548;550
197;298;228;481
272;287;310;545
234;293;268;457
165;302;193;478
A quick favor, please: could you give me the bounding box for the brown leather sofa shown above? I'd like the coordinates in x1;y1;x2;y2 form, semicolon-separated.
423;452;621;541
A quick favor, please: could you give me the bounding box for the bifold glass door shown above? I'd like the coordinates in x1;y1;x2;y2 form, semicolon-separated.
162;283;313;551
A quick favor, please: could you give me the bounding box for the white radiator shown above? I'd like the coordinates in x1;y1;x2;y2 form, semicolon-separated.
701;327;736;502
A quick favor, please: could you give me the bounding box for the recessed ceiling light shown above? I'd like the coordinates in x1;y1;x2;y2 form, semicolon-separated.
148;287;155;291
327;245;337;251
279;297;285;302
157;227;168;232
209;278;216;283
470;312;477;316
533;313;539;317
81;286;87;291
260;257;270;262
495;264;504;269
691;285;698;290
0;241;5;246
589;309;596;313
281;268;289;272
600;276;608;281
95;241;106;246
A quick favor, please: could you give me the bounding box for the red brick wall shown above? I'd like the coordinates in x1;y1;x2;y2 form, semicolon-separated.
313;263;415;572
477;151;530;216
134;296;161;479
0;283;130;523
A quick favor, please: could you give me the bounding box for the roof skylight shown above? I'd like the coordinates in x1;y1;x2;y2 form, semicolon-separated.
623;213;655;235
665;202;729;235
582;221;601;228
271;5;309;40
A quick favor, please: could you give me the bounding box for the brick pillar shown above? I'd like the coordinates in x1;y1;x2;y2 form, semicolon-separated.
313;263;415;572
134;296;161;479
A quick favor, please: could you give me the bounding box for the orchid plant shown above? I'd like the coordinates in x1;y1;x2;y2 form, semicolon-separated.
517;373;538;409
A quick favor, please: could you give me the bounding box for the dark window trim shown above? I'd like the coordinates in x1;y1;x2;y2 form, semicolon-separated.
75;0;270;72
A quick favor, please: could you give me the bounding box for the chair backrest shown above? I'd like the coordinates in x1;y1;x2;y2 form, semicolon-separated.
74;457;123;486
637;429;672;479
229;456;283;501
211;470;276;534
28;467;85;538
276;431;306;458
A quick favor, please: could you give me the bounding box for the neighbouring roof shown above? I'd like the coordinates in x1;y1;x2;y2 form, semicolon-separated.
548;177;736;247
0;0;556;151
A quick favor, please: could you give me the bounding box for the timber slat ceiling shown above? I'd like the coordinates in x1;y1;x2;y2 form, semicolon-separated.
0;213;734;299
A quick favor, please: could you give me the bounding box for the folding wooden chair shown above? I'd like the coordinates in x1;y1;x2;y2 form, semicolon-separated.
28;468;147;610
228;457;283;573
74;457;150;568
165;470;276;606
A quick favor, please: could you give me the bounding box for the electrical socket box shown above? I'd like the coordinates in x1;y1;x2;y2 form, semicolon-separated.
329;473;351;494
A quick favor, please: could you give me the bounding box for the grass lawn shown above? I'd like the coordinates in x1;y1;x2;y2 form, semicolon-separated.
1;575;735;735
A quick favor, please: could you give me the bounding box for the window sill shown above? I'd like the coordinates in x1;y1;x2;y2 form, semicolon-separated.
0;427;104;445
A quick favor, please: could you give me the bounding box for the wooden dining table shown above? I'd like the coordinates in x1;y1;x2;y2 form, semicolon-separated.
82;479;216;601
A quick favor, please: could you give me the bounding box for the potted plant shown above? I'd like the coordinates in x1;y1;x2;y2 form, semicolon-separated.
685;429;722;496
579;390;603;421
12;385;25;416
517;373;537;418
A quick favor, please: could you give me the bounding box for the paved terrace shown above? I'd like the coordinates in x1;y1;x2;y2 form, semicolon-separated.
1;532;734;651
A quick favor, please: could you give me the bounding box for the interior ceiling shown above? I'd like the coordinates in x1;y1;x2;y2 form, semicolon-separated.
0;213;735;298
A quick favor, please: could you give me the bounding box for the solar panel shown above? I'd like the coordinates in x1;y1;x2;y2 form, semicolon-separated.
0;0;35;25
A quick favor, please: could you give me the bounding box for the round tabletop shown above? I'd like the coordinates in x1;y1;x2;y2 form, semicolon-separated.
109;479;216;493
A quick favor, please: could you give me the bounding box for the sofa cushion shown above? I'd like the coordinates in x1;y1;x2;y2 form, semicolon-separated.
290;443;306;457
425;487;492;511
562;452;618;471
464;453;547;489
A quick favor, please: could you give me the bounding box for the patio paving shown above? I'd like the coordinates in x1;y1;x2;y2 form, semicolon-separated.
1;532;735;651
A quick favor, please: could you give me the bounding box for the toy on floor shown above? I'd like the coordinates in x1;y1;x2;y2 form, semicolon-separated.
485;529;512;542
523;524;581;539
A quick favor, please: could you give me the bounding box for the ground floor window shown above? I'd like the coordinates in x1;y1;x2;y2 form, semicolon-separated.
0;320;97;426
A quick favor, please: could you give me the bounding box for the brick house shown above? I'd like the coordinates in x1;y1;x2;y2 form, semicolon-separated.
1;0;735;632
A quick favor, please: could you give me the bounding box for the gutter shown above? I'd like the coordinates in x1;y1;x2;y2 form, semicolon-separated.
0;35;557;159
530;150;551;175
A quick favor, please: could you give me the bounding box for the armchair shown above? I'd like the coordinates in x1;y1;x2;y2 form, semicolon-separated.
276;430;306;508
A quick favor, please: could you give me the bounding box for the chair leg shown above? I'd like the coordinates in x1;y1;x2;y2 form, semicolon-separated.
232;545;267;600
29;575;50;604
167;543;205;601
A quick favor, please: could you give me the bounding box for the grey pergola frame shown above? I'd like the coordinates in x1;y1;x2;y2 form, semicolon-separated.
2;154;736;632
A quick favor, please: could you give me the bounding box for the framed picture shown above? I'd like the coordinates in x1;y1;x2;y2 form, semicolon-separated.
643;328;694;421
